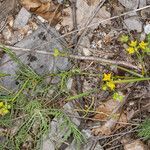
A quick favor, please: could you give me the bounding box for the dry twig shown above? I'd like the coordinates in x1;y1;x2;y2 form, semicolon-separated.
0;45;139;70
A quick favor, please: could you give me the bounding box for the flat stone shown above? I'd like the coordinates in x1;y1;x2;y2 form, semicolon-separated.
124;17;142;32
144;24;150;34
65;129;103;150
41;137;55;150
124;139;148;150
82;48;92;56
0;26;69;90
14;7;31;29
141;8;150;19
118;0;139;9
41;102;81;150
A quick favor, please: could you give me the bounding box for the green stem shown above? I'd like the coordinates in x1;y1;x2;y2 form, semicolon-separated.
113;77;150;84
11;79;29;102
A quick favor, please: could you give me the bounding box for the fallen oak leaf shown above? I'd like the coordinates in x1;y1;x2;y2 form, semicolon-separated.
20;0;41;9
20;0;63;26
92;94;129;135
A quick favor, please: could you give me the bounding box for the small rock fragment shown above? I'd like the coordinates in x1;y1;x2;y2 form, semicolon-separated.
41;102;81;150
2;27;12;40
65;129;103;150
0;26;69;90
37;16;46;23
13;7;31;29
144;24;150;34
82;48;91;56
123;139;148;150
124;17;142;32
66;78;73;90
141;8;150;19
139;0;146;8
118;0;139;9
42;138;55;150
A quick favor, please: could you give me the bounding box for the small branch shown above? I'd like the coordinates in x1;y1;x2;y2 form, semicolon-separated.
0;45;139;70
71;0;78;46
70;0;84;107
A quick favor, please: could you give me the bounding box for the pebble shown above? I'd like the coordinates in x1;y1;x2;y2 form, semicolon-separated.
124;139;148;150
139;0;146;8
118;0;139;9
41;138;55;150
124;17;142;32
66;78;73;90
2;27;12;40
65;129;104;150
82;47;91;56
140;32;146;41
13;7;31;29
0;26;69;90
144;24;150;34
41;102;81;150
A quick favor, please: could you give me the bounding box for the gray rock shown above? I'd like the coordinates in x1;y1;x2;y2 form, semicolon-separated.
2;27;12;40
82;129;103;150
139;0;146;8
144;24;150;34
41;136;55;150
83;140;103;150
118;0;139;9
140;32;146;41
65;129;103;150
13;7;31;29
124;17;143;32
41;102;81;150
0;26;69;90
66;78;73;90
140;8;150;19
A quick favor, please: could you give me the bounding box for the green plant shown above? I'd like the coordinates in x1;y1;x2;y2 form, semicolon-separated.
138;119;150;140
101;72;150;101
0;46;86;149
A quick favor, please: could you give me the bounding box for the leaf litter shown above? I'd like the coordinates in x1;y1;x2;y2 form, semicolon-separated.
0;0;150;150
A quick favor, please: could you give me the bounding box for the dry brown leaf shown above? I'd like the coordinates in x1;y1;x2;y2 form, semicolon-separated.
92;98;129;135
20;0;41;9
20;0;62;26
94;99;122;120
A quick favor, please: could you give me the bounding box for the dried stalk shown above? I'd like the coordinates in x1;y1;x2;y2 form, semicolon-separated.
0;45;139;70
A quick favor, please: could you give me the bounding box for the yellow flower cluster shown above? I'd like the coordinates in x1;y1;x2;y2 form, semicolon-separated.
0;102;11;116
126;40;148;54
102;73;115;90
139;41;148;50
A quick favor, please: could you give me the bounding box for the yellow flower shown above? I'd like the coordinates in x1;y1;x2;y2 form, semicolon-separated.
139;41;148;50
126;47;135;54
129;40;137;47
103;73;111;81
0;108;9;115
0;102;4;108
106;81;115;90
2;109;9;115
4;104;11;109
